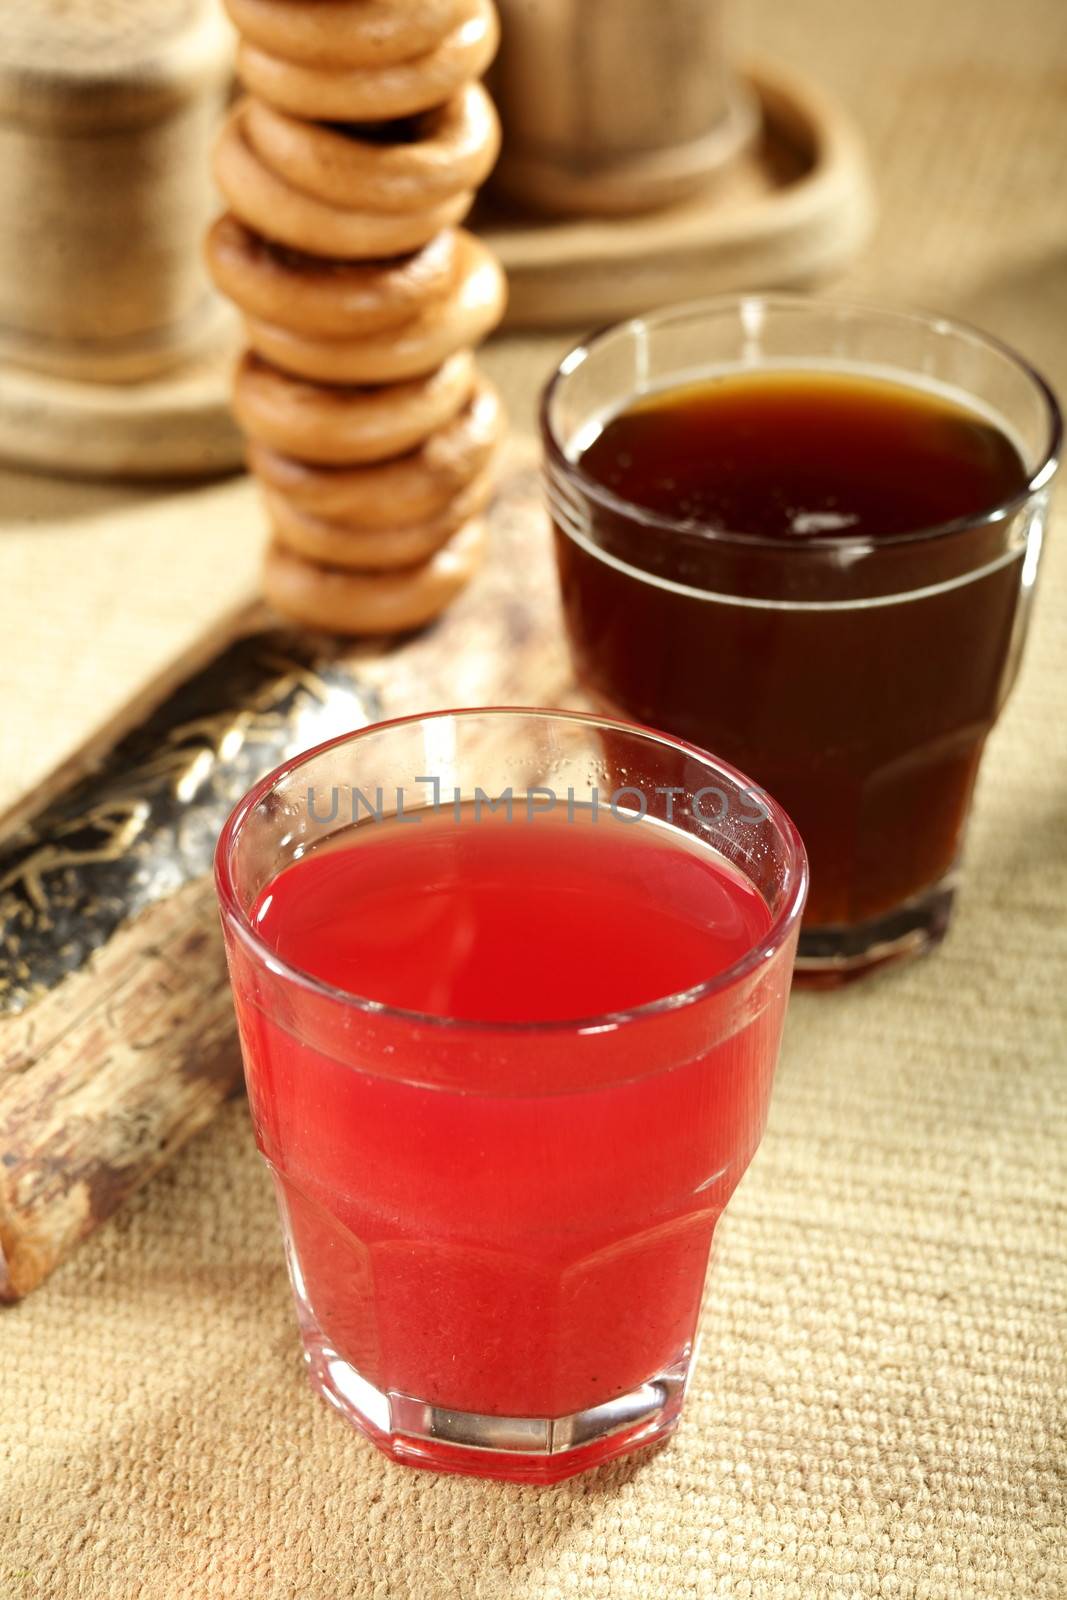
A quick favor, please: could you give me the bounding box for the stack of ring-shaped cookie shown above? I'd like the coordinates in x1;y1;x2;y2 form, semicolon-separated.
207;0;505;635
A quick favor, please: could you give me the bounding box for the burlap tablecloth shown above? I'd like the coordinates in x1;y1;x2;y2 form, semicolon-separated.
2;2;1065;1595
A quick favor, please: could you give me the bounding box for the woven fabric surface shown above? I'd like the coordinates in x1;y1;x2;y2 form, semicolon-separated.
2;0;1066;1596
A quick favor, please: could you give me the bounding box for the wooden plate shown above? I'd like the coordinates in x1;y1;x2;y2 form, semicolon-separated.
0;308;244;481
480;60;875;328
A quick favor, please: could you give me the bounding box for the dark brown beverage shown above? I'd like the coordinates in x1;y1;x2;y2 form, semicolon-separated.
553;369;1033;953
579;372;1025;544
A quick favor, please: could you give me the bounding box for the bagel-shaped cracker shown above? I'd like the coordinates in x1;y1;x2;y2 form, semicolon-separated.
223;0;473;69
242;83;500;213
263;467;494;569
242;234;505;383
236;0;499;122
232;349;476;464
205;215;459;337
214;106;471;258
262;517;487;635
246;378;503;525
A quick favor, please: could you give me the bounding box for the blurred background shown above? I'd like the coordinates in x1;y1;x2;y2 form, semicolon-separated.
1;0;1063;811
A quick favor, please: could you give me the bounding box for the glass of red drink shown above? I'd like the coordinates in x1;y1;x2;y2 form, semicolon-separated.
215;708;807;1484
543;298;1060;981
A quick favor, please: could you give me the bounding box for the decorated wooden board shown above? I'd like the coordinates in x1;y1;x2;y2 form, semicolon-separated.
0;456;575;1298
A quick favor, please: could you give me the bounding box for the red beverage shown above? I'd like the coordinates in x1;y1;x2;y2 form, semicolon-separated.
250;805;769;1021
217;710;806;1482
240;809;769;1422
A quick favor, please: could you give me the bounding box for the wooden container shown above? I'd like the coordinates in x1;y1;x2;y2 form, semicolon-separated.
479;62;875;327
0;0;234;382
490;0;757;215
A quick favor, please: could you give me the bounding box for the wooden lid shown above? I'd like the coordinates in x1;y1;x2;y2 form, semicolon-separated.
0;0;234;131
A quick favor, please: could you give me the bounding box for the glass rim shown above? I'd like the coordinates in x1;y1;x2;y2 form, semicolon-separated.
540;292;1063;554
214;705;809;1036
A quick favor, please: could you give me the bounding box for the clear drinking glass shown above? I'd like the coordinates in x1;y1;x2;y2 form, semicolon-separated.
543;297;1061;981
215;708;807;1483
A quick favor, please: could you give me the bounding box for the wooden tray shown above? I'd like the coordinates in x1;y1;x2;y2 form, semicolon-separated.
481;60;874;327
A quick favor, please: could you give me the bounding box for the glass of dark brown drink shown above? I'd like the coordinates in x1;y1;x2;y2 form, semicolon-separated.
542;297;1060;981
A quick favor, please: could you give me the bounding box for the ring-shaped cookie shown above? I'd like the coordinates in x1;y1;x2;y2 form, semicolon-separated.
214;106;472;258
236;0;499;122
232;349;476;464
247;378;503;525
262;517;486;635
263;467;494;569
205;215;459;338
242;83;501;213
242;235;506;383
223;0;472;69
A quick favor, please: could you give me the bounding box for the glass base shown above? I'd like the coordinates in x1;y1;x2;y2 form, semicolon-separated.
272;1174;696;1482
271;1171;697;1478
794;876;955;987
301;1331;689;1484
